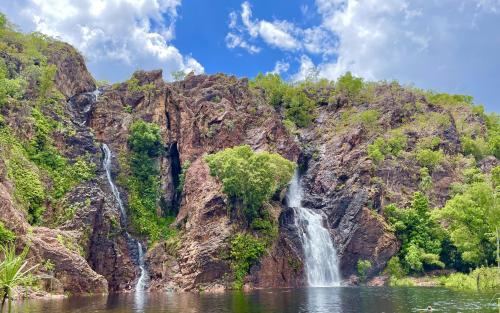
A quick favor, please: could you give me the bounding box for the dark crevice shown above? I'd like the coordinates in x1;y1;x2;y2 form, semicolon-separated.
167;142;182;216
166;111;171;130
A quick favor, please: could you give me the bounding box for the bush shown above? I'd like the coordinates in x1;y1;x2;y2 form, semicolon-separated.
417;136;441;150
250;73;287;108
250;73;316;127
460;135;489;160
367;140;385;164
229;233;266;289
0;222;15;245
385;256;406;278
415;148;444;170
357;259;372;282
336;72;364;102
176;160;191;193
384;192;444;273
367;132;407;164
438;267;499;290
204;145;295;221
419;167;433;192
0;59;24;107
356;109;379;129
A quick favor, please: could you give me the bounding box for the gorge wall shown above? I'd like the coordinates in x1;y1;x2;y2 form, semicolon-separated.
0;23;497;297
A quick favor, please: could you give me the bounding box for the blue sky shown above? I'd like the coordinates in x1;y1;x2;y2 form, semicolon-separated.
1;0;499;112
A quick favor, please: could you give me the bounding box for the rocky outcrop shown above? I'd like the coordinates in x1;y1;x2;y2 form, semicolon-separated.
0;170;108;295
88;71;302;290
298;84;471;277
47;42;96;98
2;27;493;295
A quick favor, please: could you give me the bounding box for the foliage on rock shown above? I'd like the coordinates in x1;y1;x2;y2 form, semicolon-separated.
204;145;295;221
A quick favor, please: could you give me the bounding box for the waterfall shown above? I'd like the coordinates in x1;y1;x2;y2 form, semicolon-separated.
287;171;341;287
102;144;148;293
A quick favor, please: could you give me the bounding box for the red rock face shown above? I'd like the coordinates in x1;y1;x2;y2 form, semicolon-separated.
2;36;485;295
47;42;96;98
0;173;108;295
89;72;302;290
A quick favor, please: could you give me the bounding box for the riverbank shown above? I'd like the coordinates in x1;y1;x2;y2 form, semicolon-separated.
386;267;500;290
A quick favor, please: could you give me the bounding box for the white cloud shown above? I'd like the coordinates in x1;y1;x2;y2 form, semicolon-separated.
226;1;332;54
291;55;317;81
257;20;300;50
268;60;290;75
1;0;204;82
225;32;261;54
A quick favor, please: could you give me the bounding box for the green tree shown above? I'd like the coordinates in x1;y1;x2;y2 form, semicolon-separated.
283;88;316;127
250;73;288;108
384;192;444;272
250;73;316;127
204;145;295;221
128;120;163;157
435;169;499;266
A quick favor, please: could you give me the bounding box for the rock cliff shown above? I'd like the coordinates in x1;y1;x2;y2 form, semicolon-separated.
0;24;497;297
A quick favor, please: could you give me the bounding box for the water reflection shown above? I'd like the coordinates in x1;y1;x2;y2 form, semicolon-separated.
10;287;498;313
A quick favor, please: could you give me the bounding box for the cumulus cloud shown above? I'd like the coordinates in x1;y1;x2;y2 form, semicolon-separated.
225;32;261;54
1;0;204;81
268;60;290;75
226;1;333;54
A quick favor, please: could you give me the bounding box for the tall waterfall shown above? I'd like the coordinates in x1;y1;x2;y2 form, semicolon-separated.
287;171;341;287
102;144;148;293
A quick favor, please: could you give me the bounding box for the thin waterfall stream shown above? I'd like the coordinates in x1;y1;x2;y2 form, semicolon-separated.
287;171;341;287
102;143;148;293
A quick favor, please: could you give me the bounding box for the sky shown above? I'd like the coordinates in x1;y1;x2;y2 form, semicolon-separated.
1;0;499;112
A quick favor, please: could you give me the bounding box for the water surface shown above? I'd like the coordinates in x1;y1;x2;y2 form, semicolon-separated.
12;287;499;313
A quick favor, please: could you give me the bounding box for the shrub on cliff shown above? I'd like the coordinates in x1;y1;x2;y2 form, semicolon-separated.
336;72;364;101
229;233;266;289
204;145;295;221
126;120;166;241
250;73;315;127
384;192;445;272
415;148;444;171
0;223;15;245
